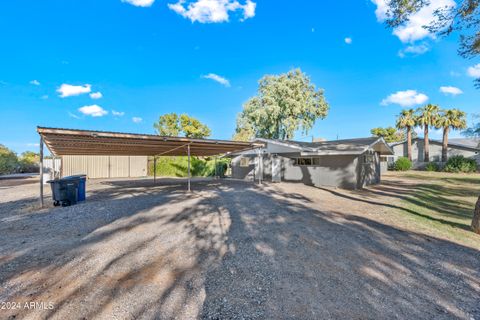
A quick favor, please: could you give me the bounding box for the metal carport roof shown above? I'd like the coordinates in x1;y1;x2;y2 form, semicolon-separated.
37;127;260;157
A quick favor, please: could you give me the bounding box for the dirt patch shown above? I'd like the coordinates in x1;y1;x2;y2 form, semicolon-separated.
0;178;479;319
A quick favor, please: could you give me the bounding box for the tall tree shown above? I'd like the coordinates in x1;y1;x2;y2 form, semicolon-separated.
463;118;480;234
153;113;211;139
396;109;417;161
237;69;329;140
154;113;181;137
416;104;440;162
179;114;211;138
383;0;480;87
370;126;405;143
0;144;18;174
436;109;467;162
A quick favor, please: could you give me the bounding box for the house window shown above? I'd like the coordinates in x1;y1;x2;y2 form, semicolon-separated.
239;157;250;167
295;158;313;166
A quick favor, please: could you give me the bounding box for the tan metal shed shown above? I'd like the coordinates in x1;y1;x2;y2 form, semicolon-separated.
62;155;148;179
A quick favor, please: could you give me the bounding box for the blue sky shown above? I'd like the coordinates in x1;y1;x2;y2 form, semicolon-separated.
1;0;479;154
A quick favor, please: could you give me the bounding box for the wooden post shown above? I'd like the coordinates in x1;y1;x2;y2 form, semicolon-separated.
153;157;157;183
214;156;218;179
39;137;44;207
258;149;262;185
53;156;57;179
187;145;191;192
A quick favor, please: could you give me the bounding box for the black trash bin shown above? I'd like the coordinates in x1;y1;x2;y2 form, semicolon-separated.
47;179;78;207
63;175;87;201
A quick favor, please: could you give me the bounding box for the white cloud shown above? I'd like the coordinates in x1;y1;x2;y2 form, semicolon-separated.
440;86;463;96
372;0;455;43
122;0;155;7
26;143;40;147
78;105;108;117
202;73;231;87
132;117;143;123
112;110;125;117
398;43;430;57
344;37;352;44
371;0;389;21
30;80;40;86
90;92;103;99
467;64;480;78
40;95;49;100
168;0;256;23
57;84;91;98
381;90;429;107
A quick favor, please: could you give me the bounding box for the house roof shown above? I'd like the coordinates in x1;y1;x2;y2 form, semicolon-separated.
37;127;262;157
234;137;394;156
390;137;480;151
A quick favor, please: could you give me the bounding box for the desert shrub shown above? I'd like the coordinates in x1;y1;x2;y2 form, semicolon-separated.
424;162;440;172
443;156;477;173
149;156;230;177
0;144;18;175
17;151;40;173
394;157;412;171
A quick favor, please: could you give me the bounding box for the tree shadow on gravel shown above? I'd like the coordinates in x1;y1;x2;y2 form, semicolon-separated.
0;179;479;319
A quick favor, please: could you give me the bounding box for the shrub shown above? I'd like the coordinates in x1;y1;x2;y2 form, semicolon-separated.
424;162;440;172
0;144;18;175
443;156;477;173
394;157;412;171
149;156;231;177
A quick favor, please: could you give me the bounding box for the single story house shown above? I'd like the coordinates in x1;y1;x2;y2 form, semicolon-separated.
389;138;480;168
228;137;394;190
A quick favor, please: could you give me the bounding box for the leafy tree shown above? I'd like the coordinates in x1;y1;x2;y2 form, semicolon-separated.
382;0;480;87
232;116;255;142
153;113;211;139
0;144;18;174
236;69;329;140
179;114;211;138
154;113;181;137
462;115;480;233
396;109;417;161
18;151;40;173
463;114;480;138
370;126;405;143
416;104;440;162
436;109;467;162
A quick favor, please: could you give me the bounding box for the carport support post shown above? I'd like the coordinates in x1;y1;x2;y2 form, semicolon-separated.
257;149;262;185
153;156;157;183
187;144;191;192
214;156;217;179
39;136;44;207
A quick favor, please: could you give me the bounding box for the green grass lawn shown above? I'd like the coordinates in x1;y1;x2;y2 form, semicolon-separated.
385;171;480;248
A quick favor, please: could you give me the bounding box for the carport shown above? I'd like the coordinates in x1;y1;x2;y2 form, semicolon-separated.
37;127;262;207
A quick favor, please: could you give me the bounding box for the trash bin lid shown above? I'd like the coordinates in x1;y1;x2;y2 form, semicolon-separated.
63;174;87;180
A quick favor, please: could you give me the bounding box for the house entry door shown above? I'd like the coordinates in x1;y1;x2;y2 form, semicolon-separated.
272;156;281;182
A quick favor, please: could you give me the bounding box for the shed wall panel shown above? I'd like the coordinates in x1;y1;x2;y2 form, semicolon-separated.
109;156;129;178
129;156;148;177
62;155;147;179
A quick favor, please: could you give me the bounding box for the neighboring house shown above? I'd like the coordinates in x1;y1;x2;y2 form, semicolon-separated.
228;137;394;190
389;138;480;167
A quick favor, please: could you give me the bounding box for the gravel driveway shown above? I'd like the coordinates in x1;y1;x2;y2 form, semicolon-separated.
0;177;479;319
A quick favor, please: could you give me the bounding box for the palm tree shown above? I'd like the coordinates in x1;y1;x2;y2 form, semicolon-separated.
396;109;416;161
436;109;467;162
416;104;440;162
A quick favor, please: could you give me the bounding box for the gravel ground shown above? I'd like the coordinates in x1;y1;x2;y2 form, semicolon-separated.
0;177;479;320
